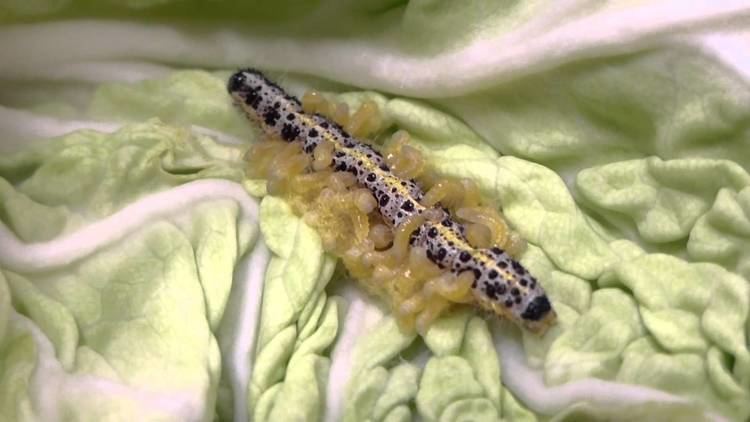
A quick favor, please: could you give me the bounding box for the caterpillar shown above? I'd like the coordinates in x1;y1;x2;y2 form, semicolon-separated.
228;69;557;335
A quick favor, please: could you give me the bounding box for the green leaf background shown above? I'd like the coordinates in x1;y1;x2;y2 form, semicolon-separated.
1;1;749;421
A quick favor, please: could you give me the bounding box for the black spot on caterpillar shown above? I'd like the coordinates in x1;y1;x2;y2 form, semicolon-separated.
228;68;557;334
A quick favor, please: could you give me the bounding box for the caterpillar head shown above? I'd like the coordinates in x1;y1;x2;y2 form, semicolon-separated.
471;248;557;335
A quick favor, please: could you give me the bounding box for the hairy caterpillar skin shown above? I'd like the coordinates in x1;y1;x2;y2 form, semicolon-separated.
228;69;557;334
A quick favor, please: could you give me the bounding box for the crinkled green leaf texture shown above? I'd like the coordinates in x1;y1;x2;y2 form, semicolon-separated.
1;1;750;421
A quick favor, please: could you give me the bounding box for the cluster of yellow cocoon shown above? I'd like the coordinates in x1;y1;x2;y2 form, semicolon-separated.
246;92;524;333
